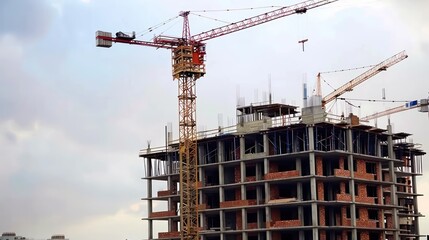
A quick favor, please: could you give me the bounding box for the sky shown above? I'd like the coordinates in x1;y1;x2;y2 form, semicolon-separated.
0;0;428;239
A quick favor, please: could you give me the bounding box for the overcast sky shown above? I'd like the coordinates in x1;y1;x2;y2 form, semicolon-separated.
1;0;429;239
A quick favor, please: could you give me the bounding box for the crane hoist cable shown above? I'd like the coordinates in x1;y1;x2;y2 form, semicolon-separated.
190;5;283;13
149;20;181;41
189;13;231;24
137;15;180;37
320;64;376;74
337;97;410;103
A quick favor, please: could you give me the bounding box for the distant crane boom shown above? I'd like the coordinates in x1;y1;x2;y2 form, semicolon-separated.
361;98;429;121
322;50;408;106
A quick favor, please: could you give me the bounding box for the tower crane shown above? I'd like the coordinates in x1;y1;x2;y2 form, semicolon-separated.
319;50;408;107
361;98;429;121
95;1;339;239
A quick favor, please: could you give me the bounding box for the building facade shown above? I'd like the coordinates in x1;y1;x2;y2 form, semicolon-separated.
140;103;424;240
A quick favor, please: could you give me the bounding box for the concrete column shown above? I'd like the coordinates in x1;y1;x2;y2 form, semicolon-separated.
296;158;302;174
297;156;305;231
220;210;225;240
347;128;357;240
257;209;263;229
240;136;245;159
263;133;269;155
387;123;399;240
411;154;420;235
256;185;262;205
199;212;204;232
147;158;153;240
264;157;270;239
377;136;382;157
297;177;304;225
377;162;382;182
242;208;247;240
218;140;224;163
412;174;420;235
266;229;272;240
241;160;246;200
264;158;270;202
308;126;319;240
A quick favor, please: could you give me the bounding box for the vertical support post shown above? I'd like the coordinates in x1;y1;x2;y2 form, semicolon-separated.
412;155;420;235
264;157;271;240
147;158;153;240
308;126;319;240
387;122;399;240
347;128;357;240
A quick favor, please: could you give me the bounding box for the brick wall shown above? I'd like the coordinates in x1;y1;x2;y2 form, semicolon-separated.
341;206;351;226
355;208;377;228
319;230;326;240
339;157;345;169
264;170;300;180
220;200;256;208
360;231;370;240
386;215;393;228
384;172;391;182
246;176;256;182
247;222;258;229
340;182;346;193
270;185;279;200
337;193;352;201
157;189;176;197
317;182;324;200
198;203;208;210
319;206;326;226
385;194;391;205
377;186;383;204
355;183;376;204
356;196;375;204
355;159;375;180
158;231;180;239
334;169;351;177
316;156;323;176
269;219;301;228
271;208;280;221
341;231;348;240
357;184;366;197
378;210;384;228
234;166;241;183
356;219;377;228
375;162;380;180
149;210;176;218
236;211;242;230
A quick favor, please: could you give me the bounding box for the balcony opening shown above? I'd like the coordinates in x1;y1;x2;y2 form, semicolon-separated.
207;214;220;230
224;212;237;230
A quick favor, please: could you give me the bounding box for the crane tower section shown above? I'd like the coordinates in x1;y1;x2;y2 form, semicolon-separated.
173;44;206;240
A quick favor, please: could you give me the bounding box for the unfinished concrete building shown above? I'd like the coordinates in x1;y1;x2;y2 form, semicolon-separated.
140;102;424;240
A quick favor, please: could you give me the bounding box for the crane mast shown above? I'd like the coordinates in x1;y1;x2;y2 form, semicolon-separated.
174;12;205;240
95;1;340;240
